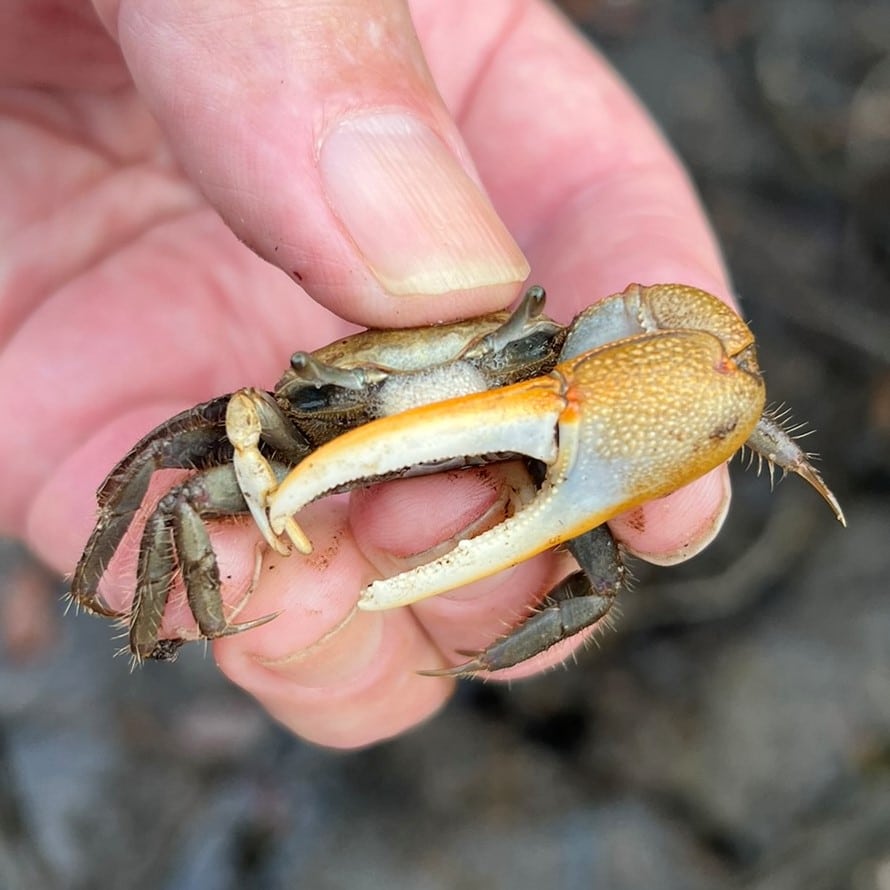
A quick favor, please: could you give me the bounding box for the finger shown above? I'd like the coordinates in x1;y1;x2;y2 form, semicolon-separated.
91;0;529;326
44;454;454;748
213;471;585;745
609;467;731;565
0;1;124;88
414;0;737;560
415;0;728;303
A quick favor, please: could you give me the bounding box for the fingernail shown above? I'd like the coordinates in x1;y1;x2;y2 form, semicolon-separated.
320;113;529;296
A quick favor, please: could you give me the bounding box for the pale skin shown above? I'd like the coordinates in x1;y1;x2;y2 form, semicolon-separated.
0;0;736;748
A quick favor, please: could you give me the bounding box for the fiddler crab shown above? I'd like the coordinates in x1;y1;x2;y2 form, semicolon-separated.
71;284;845;675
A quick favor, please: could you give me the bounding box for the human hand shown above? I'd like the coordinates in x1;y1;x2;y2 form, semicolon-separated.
0;0;734;747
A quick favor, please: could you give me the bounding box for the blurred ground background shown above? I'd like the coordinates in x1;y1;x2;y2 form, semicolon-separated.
2;1;889;888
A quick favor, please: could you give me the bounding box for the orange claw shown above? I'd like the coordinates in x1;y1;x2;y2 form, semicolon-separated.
266;284;843;623
268;323;766;612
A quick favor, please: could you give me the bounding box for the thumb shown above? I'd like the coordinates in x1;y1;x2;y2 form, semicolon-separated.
92;0;529;325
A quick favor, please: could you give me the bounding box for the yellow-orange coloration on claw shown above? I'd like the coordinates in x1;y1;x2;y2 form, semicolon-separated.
268;327;765;611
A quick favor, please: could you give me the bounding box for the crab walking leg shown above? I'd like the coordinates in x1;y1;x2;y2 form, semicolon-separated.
129;462;281;661
746;412;846;524
270;330;766;611
422;526;626;677
72;395;234;617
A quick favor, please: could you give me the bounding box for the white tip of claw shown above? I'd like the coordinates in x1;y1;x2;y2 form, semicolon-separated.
281;516;313;555
267;534;293;557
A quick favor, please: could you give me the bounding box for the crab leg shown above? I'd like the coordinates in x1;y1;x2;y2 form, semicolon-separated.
421;525;626;677
128;462;283;661
268;328;766;612
71;396;234;617
746;411;846;525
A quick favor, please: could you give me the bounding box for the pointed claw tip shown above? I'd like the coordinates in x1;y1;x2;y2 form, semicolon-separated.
66;584;124;620
830;500;847;527
218;610;282;637
416;663;477;679
417;651;489;679
356;586;389;611
268;536;292;557
415;665;463;679
282;517;313;554
794;463;846;526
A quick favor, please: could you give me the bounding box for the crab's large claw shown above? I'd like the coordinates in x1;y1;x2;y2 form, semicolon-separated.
267;328;766;611
568;284;846;525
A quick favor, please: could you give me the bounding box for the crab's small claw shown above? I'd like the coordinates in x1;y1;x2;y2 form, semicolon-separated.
226;390;311;555
268;328;766;612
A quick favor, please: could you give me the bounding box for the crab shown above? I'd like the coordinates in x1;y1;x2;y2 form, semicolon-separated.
71;284;845;673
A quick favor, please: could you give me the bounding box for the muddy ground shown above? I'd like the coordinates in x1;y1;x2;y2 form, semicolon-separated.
2;2;888;888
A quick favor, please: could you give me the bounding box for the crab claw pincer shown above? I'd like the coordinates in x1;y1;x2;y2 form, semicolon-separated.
267;325;766;612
